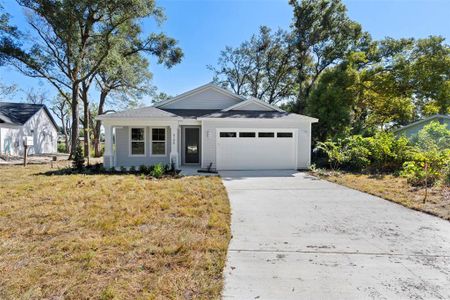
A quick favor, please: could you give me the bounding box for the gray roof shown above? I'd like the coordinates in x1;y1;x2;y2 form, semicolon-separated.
98;107;318;122
199;110;307;119
97;106;180;119
160;109;221;119
0;102;57;128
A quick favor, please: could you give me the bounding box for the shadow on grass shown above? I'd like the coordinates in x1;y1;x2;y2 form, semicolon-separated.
36;163;181;178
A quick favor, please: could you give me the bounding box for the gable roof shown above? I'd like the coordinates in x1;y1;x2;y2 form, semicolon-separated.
393;114;450;132
0;102;58;128
154;83;246;108
96;106;181;120
222;97;284;112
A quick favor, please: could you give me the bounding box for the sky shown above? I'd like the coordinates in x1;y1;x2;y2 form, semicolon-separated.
1;0;450;105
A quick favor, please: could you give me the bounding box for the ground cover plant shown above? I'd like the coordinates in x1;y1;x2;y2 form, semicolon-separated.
0;163;231;299
312;121;450;221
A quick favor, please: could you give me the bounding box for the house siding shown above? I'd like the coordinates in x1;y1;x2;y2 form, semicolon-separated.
114;126;172;168
0;108;57;156
160;89;242;109
396;117;450;138
201;119;312;170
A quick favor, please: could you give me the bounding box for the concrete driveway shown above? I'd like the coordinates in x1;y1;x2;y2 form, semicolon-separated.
220;170;450;300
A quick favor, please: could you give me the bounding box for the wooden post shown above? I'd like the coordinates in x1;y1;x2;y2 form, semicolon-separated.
423;162;428;204
23;145;28;167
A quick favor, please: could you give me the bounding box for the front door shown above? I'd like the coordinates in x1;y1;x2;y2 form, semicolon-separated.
184;127;200;164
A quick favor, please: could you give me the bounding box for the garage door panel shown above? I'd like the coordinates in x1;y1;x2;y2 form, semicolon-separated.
216;129;297;170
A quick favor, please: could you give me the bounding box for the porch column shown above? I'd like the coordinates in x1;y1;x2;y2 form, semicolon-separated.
103;124;114;168
170;123;179;168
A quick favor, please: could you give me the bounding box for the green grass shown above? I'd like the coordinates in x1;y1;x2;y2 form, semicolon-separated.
0;163;231;299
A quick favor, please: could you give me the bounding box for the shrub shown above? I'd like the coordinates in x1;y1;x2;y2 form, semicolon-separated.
139;165;149;174
151;163;165;178
367;132;412;172
342;135;371;171
400;149;449;186
412;120;450;151
72;145;85;170
120;166;127;173
129;166;136;173
316;140;345;170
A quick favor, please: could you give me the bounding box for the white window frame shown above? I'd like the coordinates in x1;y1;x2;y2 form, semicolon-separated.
151;127;167;157
129;127;146;157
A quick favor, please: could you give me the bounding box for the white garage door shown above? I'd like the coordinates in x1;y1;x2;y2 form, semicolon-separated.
216;129;297;170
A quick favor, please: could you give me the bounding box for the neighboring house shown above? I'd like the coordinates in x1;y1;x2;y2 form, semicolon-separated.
394;114;450;138
98;83;318;171
0;102;58;156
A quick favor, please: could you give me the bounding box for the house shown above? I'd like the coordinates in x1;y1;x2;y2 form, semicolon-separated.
97;83;318;170
0;102;58;156
394;114;450;138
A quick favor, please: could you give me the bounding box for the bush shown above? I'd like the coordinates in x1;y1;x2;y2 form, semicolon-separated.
151;163;165;178
139;165;149;175
400;148;450;186
72;145;85;170
129;166;136;173
57;143;68;153
342;135;371;171
120;166;127;173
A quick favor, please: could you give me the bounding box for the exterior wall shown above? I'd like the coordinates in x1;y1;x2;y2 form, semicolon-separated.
114;126;172;168
160;89;242;109
396;117;450;138
201;119;312;170
0;109;57;156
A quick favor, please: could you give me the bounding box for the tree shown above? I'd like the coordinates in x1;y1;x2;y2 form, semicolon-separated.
409;36;450;115
209;26;298;104
25;87;47;104
289;0;365;113
50;94;71;152
0;0;182;158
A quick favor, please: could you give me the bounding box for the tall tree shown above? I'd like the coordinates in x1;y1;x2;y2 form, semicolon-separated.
0;0;182;157
289;0;365;113
209;26;298;104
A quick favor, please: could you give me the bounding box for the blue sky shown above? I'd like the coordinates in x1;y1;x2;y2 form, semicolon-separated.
1;0;450;104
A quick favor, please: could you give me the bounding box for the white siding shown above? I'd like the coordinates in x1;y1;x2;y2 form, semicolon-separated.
114;126;172;168
160;88;242;109
0;108;57;156
201;119;312;170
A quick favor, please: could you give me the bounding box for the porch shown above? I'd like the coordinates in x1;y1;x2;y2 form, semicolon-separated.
102;122;202;170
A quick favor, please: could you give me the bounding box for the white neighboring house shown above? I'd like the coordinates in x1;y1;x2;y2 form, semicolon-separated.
0;102;58;156
97;83;318;171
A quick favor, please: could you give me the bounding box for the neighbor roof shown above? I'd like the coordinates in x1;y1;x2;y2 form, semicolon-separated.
0;102;58;128
393;114;450;132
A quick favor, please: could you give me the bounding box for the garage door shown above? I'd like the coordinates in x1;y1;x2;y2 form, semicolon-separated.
216;129;297;170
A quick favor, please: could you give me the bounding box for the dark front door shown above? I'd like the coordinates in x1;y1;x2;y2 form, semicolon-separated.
184;127;200;164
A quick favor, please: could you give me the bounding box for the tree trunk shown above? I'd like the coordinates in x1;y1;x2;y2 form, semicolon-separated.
94;89;108;157
81;83;90;164
69;82;80;159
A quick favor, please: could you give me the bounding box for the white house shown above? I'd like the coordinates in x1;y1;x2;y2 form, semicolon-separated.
97;83;318;171
0;102;58;156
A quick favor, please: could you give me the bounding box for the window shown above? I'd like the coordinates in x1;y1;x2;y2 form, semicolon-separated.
258;132;274;138
130;128;145;156
239;132;256;138
277;132;293;138
152;128;166;155
220;132;237;138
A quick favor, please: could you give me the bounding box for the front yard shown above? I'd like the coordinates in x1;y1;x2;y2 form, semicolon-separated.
313;171;450;221
0;163;231;299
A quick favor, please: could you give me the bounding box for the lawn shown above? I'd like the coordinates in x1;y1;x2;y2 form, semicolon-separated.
0;163;231;299
313;171;450;221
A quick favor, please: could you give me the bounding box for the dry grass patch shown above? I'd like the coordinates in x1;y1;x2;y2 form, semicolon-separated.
313;171;450;221
0;163;231;299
